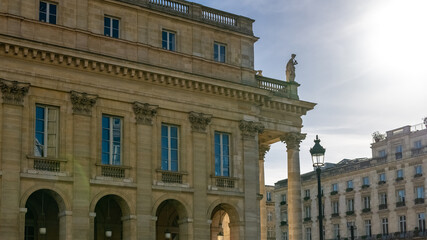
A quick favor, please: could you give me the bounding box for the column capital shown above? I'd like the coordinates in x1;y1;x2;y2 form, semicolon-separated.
188;111;212;132
259;144;270;160
0;79;30;105
281;132;306;150
70;90;97;116
239;120;264;138
132;101;158;125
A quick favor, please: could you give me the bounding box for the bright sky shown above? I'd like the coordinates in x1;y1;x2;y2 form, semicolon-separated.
191;0;427;185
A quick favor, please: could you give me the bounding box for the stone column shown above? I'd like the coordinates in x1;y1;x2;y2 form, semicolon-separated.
281;132;306;240
132;102;158;240
259;144;270;240
239;120;264;240
70;90;97;239
0;79;29;239
188;111;211;240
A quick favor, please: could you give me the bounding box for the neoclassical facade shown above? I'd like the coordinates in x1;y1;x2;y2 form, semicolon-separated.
0;0;315;239
274;123;427;240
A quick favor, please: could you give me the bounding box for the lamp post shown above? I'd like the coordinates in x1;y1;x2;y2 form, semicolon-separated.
310;135;326;240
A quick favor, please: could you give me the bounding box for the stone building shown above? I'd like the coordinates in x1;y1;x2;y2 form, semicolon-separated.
0;0;315;239
274;122;427;240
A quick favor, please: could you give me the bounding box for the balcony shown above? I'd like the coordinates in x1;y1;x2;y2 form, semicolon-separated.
331;213;340;218
362;184;370;189
415;198;425;205
395;152;403;160
414;173;423;178
210;175;238;190
303;196;310;201
27;155;67;175
395;177;404;182
280;221;288;226
379;204;388;210
378;180;386;185
346;187;354;192
280;201;287;205
362;208;371;213
346;211;355;216
412;147;425;157
256;75;299;100
396;201;405;208
96;164;130;179
330;191;338;196
156;169;188;185
304;217;312;222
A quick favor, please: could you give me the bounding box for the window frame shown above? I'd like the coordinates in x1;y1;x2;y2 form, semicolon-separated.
104;15;120;38
214;42;226;63
382;218;389;235
399;215;406;233
415;165;423;175
365;219;372;237
39;1;57;24
397;189;405;202
162;29;176;51
214;131;230;177
347;198;354;211
161;124;179;171
363;195;371;209
347;180;353;189
34;104;59;158
416;186;424;199
418;213;426;231
397;169;404;178
379;192;387;205
379;172;386;182
101;115;123;165
362;176;370;186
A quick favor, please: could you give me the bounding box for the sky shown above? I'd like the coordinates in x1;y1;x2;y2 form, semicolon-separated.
190;0;427;185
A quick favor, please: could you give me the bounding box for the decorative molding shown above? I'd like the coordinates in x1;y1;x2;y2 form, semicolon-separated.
188;111;212;132
70;91;97;116
132;102;158;125
239;120;264;138
0;79;30;105
280;132;306;151
259;144;270;159
0;41;314;116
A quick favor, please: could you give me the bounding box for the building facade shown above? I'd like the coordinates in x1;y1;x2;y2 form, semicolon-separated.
274;122;427;240
0;0;315;239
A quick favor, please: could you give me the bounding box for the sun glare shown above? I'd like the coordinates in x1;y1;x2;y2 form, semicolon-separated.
365;0;427;76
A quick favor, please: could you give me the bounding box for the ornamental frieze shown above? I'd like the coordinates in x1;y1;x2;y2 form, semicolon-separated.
0;79;30;105
280;132;306;151
70;91;97;116
239;120;264;138
188;111;212;132
132;102;158;125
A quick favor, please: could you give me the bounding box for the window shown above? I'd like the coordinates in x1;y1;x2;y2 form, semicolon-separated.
304;189;310;198
305;206;311;218
379;172;386;182
415;165;423;175
347;222;357;238
266;191;271;201
267;212;273;222
399;216;406;233
347;180;353;189
281;194;287;203
214;132;230;176
382;218;389;235
332;201;339;214
397;169;404;179
414;140;422;149
365;220;372;237
419;213;426;231
380;193;387;205
281;210;287;222
39;1;57;24
347;198;354;211
416;186;424;199
267;227;275;238
395;145;403;159
282;231;288;240
333;224;340;239
305;227;312;240
104;16;120;38
214;42;226;63
378;149;386;157
332;183;338;192
102;115;122;165
161;124;179;171
363;196;371;209
162;30;176;51
397;189;405;202
362;176;370;186
35;105;59;158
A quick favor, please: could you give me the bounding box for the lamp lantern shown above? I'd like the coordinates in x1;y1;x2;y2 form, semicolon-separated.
310;135;326;167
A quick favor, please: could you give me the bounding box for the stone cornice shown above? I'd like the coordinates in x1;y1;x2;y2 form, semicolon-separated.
280;132;306;151
239;120;264;138
132;102;158;125
0;40;314;116
188;111;212;132
0;78;30;105
70;91;97;116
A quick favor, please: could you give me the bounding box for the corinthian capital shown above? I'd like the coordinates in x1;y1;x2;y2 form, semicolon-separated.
188;111;212;132
133;102;158;125
239;120;264;138
280;132;306;151
70;91;97;116
0;79;30;105
259;144;271;160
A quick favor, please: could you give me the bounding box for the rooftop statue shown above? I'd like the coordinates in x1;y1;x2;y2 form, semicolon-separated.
286;54;298;82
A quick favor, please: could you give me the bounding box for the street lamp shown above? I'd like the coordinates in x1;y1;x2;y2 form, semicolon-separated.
310;135;326;240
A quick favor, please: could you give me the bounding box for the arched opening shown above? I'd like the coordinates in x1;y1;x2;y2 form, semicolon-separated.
24;189;60;240
156;199;188;240
94;195;124;240
210;204;239;240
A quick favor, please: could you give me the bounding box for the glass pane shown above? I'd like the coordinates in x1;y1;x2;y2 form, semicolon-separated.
215;156;220;176
102;153;109;164
36;106;45;119
36;120;45;132
161;158;168;170
161;137;168;148
220;45;226;62
171;150;178;161
112;29;119;38
170;126;177;138
102;140;110;152
35;133;45;145
102;116;110;128
39;2;47;13
169;33;175;51
102;129;110;140
113;130;121;142
214;133;220;143
162;31;167;49
161;148;168;161
171;138;178;148
112;154;120;165
49;4;56;14
171;159;178;171
223;134;229;144
112;19;119;29
214;44;218;61
104;17;110;28
113;118;121;128
161;125;168;137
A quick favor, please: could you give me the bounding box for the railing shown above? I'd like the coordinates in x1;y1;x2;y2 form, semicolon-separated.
412;147;425;157
34;158;61;172
415;198;425;204
148;0;189;14
202;8;236;26
396;201;405;207
101;165;125;178
379;204;388;210
211;176;237;189
161;171;183;184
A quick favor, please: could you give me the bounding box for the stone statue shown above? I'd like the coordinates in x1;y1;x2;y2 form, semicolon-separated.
286;54;298;82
